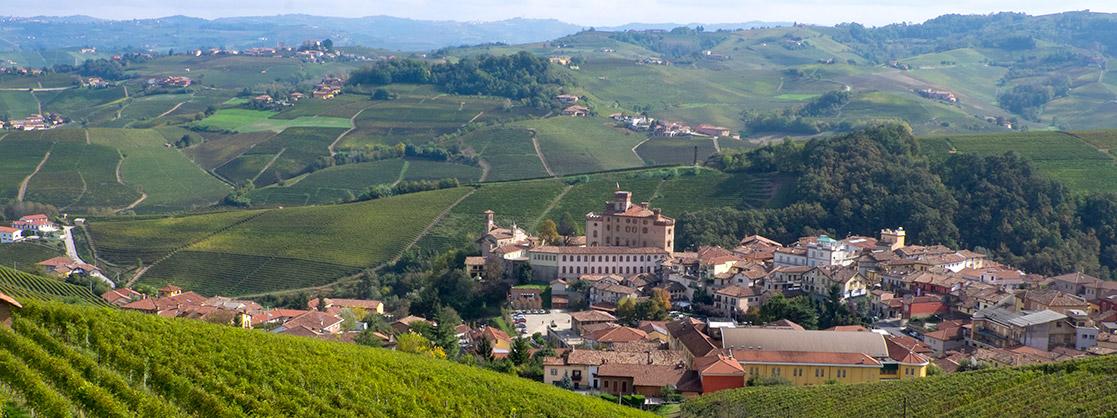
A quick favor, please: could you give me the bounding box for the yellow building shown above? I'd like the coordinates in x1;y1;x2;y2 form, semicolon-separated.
585;190;675;252
721;327;929;386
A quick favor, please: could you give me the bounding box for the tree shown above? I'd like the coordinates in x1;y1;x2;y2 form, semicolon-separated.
615;296;638;325
652;288;672;313
321;38;334;50
476;335;494;362
537;219;560;245
433;307;463;358
509;337;531;365
758;294;819;329
397;332;446;359
557;212;579;242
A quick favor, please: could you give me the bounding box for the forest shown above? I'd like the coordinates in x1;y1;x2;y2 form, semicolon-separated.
690;123;1117;279
347;52;571;107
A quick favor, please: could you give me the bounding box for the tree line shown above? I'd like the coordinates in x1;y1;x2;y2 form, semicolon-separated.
348;52;572;108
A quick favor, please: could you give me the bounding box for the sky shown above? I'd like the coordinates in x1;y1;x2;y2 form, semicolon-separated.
4;0;1117;27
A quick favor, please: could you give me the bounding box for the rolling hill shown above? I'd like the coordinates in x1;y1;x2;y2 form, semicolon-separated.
0;300;647;417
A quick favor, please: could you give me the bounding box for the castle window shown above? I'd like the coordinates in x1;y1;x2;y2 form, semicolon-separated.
643;228;648;234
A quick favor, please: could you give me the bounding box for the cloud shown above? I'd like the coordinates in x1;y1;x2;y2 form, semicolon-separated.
5;0;1116;26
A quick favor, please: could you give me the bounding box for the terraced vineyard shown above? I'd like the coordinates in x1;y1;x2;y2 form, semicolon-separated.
681;355;1117;417
24;141;142;210
458;127;550;181
248;159;481;206
95;188;470;295
216;127;347;187
920;131;1117;193
0;243;64;273
0;266;109;306
519;117;647;175
141;251;359;296
0;301;645;417
635;137;719;166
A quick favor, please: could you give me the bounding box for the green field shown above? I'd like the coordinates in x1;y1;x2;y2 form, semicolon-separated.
88;210;265;264
681;354;1117;418
0;266;109;306
635;137;719;166
88;128;231;213
341;89;540;147
458;126;550;181
0;138;52;200
0;90;40;119
921;131;1117;193
0;243;64;273
214;127;347;187
190;108;350;133
273;94;372;119
95;188;471;295
23;141;142;211
518;117;647;175
416;179;569;253
0;301;645;417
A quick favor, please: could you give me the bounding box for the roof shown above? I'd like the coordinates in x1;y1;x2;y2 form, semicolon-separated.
766;319;805;331
666;319;719;357
721;328;889;359
560;349;687;366
884;337;930;365
0;292;21;308
1018;289;1087;307
731;350;882;367
529;246;669;255
595;363;688;387
284;311;343;333
586;326;647;343
827;325;869;332
1048;272;1101;285
977;307;1067;327
308;297;382;311
0;226;18;233
570;310;617;323
715;285;758;298
464;256;485;266
692;354;744;375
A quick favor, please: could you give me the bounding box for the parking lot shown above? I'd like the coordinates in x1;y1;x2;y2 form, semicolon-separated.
512;310;572;337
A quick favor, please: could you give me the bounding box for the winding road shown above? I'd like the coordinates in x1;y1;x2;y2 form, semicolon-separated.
62;226;114;289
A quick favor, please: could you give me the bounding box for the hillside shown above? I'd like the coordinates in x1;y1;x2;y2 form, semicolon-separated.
0;266;109;306
680;354;1117;417
0;300;647;417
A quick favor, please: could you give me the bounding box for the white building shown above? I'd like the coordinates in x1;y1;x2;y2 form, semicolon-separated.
527;246;669;281
0;227;23;244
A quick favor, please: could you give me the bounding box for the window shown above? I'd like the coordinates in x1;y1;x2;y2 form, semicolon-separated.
772;368;780;376
837;370;846;378
816;368;823;378
604;381;609;388
621;382;627;392
793;368;802;377
750;367;759;376
550;369;557;376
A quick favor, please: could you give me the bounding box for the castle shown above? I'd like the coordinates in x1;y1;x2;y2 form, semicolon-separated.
585;189;675;252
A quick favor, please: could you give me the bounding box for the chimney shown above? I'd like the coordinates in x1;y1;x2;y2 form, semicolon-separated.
614;191;632;212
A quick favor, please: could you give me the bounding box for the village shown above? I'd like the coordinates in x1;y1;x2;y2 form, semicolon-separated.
9;186;1110;408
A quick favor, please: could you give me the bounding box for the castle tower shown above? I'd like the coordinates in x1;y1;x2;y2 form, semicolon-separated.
880;227;906;251
484;210;495;232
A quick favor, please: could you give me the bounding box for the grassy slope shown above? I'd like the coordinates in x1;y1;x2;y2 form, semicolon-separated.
518;116;647;175
681;355;1117;418
0;243;64;273
88;128;231;213
0;266;109;306
920;131;1117;193
2;300;647;418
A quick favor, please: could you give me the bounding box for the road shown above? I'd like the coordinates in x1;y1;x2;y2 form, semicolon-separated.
62;226;114;289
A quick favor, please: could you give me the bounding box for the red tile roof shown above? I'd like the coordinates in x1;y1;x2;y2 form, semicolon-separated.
693;354;744;375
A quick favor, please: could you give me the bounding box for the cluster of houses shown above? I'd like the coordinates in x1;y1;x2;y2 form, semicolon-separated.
312;76;344;100
1;113;64;131
80;76;108;88
0;214;60;243
0;66;45;76
469;188;1117;399
608;113;738;139
187;44;369;63
148;75;192;88
917;88;958;103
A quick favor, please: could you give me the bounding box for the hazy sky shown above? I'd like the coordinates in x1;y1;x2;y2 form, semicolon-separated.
5;0;1117;26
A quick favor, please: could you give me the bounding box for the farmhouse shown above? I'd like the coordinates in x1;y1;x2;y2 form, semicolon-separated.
556;94;579;105
694;124;732;138
150;76;192;87
562;105;589;117
12;214;57;234
307;297;385;315
0;227;22;244
917;88;958;103
0;292;21;327
37;256;100;277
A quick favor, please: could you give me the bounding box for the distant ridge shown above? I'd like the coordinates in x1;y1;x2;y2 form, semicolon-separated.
0;14;788;52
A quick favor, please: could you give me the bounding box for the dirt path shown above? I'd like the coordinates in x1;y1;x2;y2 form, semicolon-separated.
477;159;492;182
532;185;574;231
328;106;372;156
115;193;148;213
157;101;186;119
391;160;410;187
30;90;42;115
114;150;126;184
712;137;722;154
775;77;784;94
0;132;8;143
123;85;129;99
466;111;484;125
631;137;652;165
84;128;90;144
252;148;287;183
17;150;51;201
61;172;88;210
418;94;446;104
529;129;556;177
0;86;73;92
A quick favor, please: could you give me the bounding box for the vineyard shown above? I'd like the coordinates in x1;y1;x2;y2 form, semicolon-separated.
634;137;719;166
458;127;551;181
140;251;359;296
0;301;647;417
680;355;1117;417
0;266;109;306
